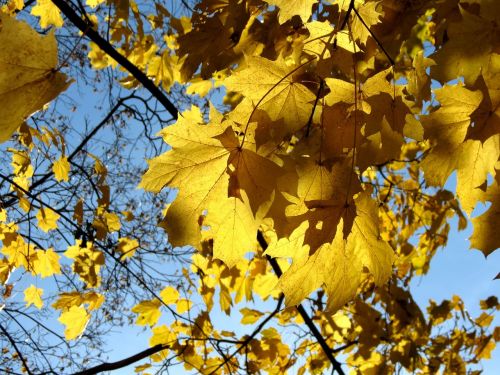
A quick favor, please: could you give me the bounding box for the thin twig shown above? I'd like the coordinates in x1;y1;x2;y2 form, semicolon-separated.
257;232;345;375
0;322;34;375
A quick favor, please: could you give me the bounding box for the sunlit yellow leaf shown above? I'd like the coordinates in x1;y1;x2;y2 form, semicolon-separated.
52;156;70;182
33;248;61;278
240;308;263;324
176;299;192;314
58;305;90;340
0;13;70;143
116;237;139;260
132;300;161;326
160;286;179;305
31;0;64;28
24;284;43;309
36;207;60;232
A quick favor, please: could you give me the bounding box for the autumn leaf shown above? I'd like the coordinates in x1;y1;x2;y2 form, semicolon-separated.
224;57;316;138
470;181;500;257
176;299;192;314
36;207;60;232
160;286;179;304
52;156;70;182
421;84;484;187
24;284;43;309
132;300;162;326
240;307;264;324
263;0;316;23
116;237;139;260
431;7;496;85
268;192;394;311
33;248;61;278
58;305;90;340
0;13;70;142
31;0;64;28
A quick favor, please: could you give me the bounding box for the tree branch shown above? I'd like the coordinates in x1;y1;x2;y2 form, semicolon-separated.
0;322;33;375
207;294;285;375
71;344;169;375
257;231;346;375
50;0;179;119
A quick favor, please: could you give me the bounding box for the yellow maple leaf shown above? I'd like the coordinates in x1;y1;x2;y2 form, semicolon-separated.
149;325;175;347
36;207;60;232
65;240;104;287
421;84;484;187
58;305;90;340
0;13;70;143
52;291;104;311
52;156;70;182
31;0;63;28
431;7;495;85
240;307;263;324
140;111;238;247
33;248;61;278
132;300;161;326
176;299;192;314
263;0;316;23
87;0;106;8
116;237;139;260
160;286;179;305
268;192;394;312
224;57;316;137
470;181;500;256
24;284;43;309
349;0;383;46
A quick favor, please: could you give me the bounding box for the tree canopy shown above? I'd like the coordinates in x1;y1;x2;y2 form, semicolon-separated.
0;0;499;374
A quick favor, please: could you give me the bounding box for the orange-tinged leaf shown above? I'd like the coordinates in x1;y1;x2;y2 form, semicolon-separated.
24;284;43;309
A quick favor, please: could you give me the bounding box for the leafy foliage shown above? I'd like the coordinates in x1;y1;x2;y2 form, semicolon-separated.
0;0;499;374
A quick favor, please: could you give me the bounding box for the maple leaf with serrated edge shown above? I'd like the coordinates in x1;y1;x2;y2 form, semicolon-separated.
267;192;394;312
36;208;60;232
421;84;484;187
33;248;61;278
31;0;63;28
431;7;496;85
132;300;161;326
58;305;90;340
470;180;500;257
263;0;317;23
141;107;283;267
224;56;316;138
24;285;43;309
0;13;70;143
